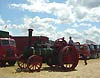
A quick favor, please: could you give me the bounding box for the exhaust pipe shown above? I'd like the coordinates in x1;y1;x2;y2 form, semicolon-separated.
28;29;33;47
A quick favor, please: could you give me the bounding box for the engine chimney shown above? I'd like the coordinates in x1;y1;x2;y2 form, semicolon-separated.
28;29;33;47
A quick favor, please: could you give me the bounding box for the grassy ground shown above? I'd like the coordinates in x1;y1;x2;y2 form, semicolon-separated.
0;58;100;78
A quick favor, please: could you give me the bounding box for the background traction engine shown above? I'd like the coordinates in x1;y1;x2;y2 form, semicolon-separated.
17;29;42;72
46;38;79;71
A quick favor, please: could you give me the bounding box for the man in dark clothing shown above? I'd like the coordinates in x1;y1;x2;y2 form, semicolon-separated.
68;36;74;46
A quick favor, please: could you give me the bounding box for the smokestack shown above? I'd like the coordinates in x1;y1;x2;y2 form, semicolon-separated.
28;29;33;47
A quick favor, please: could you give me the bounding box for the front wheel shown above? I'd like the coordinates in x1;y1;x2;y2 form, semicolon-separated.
27;55;43;72
17;55;27;69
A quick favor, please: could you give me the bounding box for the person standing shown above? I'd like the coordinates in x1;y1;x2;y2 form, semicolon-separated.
68;36;74;46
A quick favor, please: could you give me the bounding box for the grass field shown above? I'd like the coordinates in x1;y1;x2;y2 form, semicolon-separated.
0;58;100;78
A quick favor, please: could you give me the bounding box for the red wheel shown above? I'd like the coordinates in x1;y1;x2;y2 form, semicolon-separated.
17;55;28;69
59;46;79;71
27;55;42;72
17;60;28;69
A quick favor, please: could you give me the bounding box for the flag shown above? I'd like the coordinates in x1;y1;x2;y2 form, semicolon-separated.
4;25;7;29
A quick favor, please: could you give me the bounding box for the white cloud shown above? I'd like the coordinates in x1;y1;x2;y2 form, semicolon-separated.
23;16;57;30
72;22;93;28
67;0;100;8
79;23;92;27
78;0;100;8
5;16;57;38
10;0;51;13
27;0;49;4
66;0;100;22
83;26;100;44
87;7;100;22
63;28;82;41
10;0;100;23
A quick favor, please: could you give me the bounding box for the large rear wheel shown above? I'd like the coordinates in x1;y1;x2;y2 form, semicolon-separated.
59;46;79;71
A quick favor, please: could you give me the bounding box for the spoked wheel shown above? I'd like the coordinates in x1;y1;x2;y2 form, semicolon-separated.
59;46;79;71
27;55;42;72
17;55;28;69
17;60;28;69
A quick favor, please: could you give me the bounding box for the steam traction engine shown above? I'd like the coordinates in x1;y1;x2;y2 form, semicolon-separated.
46;38;79;70
17;29;79;72
17;29;42;72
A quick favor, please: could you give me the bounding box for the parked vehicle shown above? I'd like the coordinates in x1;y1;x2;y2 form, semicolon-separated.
0;30;17;66
74;42;90;59
88;44;100;59
74;42;100;59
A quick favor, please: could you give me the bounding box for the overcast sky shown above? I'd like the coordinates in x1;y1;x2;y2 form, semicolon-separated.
0;0;100;44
